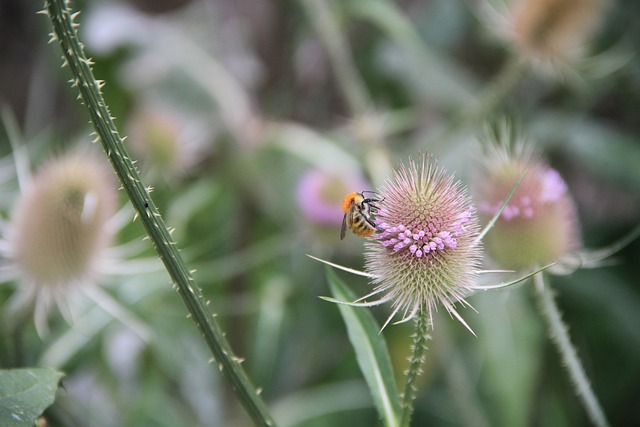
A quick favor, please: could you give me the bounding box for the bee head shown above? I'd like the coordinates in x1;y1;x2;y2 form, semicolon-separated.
341;192;363;212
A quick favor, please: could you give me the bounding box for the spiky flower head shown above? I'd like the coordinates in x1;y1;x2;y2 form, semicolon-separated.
507;0;607;67
364;155;482;331
5;150;117;333
128;108;180;173
476;136;580;270
126;104;209;180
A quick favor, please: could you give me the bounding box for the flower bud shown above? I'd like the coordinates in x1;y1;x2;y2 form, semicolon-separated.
476;141;580;270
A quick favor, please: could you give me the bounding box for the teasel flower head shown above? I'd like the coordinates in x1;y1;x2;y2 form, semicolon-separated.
126;103;210;181
476;133;581;270
2;150;117;335
479;0;608;74
364;155;482;332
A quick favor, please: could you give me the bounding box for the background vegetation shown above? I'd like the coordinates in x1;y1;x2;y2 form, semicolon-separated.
1;0;639;425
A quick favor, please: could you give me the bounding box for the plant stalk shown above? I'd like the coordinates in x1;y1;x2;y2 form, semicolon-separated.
533;272;609;427
43;1;276;425
400;308;430;427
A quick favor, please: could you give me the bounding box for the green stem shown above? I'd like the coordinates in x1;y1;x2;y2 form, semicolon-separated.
302;0;371;117
43;1;276;426
533;273;610;427
400;309;430;427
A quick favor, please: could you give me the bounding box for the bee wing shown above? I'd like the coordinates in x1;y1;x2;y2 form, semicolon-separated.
340;213;348;240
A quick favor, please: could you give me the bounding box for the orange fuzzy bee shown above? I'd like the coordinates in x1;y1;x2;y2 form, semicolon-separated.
340;192;381;240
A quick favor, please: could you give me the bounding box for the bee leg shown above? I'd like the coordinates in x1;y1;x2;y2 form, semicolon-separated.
362;198;380;204
364;216;382;232
364;198;383;211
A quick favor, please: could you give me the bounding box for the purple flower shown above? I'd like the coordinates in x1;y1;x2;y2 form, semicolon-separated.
296;169;369;226
476;140;580;270
363;155;482;331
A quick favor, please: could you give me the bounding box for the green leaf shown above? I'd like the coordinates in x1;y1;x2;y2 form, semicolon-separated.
0;368;64;427
326;268;401;427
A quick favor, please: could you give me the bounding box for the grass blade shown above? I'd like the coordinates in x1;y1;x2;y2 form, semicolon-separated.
326;268;401;427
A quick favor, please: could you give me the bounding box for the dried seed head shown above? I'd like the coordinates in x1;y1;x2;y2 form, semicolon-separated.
7;150;117;332
508;0;607;65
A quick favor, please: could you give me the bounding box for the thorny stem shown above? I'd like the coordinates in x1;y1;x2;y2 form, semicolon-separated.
43;1;276;426
533;273;610;427
400;308;430;427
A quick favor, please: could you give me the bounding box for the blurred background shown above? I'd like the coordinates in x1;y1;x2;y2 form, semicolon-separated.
1;0;639;425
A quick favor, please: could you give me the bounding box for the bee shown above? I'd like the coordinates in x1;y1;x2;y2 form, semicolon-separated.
340;191;381;240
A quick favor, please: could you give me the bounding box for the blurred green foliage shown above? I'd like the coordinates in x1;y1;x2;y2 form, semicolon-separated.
1;0;639;426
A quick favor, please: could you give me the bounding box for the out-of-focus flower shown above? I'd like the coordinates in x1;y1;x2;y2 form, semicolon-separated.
85;2;264;147
0;154;16;210
512;0;605;62
296;169;369;226
476;136;581;270
481;0;608;72
1;150;117;335
363;155;482;331
126;103;210;181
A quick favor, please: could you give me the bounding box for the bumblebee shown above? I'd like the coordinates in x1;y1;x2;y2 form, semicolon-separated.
340;192;381;240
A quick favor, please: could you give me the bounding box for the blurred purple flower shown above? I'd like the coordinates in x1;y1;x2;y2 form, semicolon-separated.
296;169;368;226
476;138;581;270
